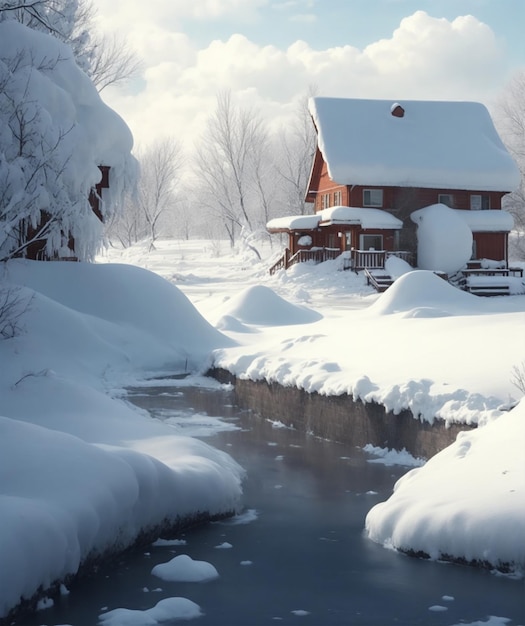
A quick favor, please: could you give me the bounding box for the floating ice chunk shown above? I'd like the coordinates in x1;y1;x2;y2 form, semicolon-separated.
99;597;202;625
151;554;219;582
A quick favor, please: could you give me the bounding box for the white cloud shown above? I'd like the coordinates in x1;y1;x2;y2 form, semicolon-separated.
98;11;511;151
94;0;268;32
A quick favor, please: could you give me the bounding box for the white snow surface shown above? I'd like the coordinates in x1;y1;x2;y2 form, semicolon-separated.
98;238;525;576
0;258;243;619
2;237;525;618
309;97;520;191
366;399;525;572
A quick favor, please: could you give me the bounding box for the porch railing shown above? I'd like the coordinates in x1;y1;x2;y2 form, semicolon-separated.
268;247;413;275
269;247;340;275
289;247;341;268
350;249;413;271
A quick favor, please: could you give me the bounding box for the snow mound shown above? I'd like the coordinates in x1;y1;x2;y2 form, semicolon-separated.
411;204;473;274
5;259;232;372
384;255;413;278
365;399;525;574
217;285;322;326
215;314;255;333
370;270;477;317
152;554;219;582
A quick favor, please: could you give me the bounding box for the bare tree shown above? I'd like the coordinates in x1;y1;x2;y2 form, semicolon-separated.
494;70;525;259
194;90;268;245
88;31;142;92
274;87;317;216
107;138;183;247
0;284;33;339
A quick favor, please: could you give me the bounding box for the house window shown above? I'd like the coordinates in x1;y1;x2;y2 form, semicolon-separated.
359;234;383;250
470;194;490;210
334;190;342;206
363;189;383;207
438;194;454;207
344;232;352;249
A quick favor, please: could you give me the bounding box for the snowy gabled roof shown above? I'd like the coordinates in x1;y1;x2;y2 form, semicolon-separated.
319;206;403;229
266;215;321;232
309;97;520;192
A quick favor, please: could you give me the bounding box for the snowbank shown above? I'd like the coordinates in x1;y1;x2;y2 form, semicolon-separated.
213;269;524;427
365;399;525;575
0;260;243;619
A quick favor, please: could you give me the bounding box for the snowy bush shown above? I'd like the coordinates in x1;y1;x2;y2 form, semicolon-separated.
0;20;136;261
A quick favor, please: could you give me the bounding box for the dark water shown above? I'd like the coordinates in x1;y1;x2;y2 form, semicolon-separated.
21;383;525;626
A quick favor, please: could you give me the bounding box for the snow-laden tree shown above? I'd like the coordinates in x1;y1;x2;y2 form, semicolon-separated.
0;19;136;261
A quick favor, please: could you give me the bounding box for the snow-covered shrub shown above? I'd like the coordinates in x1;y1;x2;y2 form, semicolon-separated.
0;20;136;261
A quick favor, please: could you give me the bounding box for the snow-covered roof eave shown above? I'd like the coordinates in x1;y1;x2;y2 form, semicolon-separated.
453;209;514;232
266;215;321;232
411;205;515;233
323;168;521;194
319;206;403;230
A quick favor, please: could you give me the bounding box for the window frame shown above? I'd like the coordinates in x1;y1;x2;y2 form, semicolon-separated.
438;193;454;208
470;194;490;210
363;189;383;207
359;233;383;251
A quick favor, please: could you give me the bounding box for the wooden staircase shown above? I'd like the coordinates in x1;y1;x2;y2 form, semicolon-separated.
364;268;394;292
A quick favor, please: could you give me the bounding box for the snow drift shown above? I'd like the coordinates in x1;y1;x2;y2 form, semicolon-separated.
0;259;243;619
365;399;525;575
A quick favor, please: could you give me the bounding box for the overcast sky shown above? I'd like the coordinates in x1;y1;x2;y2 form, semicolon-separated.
91;0;525;151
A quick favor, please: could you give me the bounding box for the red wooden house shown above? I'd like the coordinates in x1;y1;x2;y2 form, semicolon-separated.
268;98;520;276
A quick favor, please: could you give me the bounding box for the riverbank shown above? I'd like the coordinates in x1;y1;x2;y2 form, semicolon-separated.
2;509;233;626
209;368;473;459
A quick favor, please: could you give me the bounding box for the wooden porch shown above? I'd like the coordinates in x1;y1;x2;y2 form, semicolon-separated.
269;247;413;275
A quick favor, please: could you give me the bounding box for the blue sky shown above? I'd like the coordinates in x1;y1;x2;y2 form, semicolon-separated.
93;0;524;148
179;0;524;66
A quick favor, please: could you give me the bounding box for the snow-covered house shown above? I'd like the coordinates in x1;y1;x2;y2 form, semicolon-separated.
268;97;520;275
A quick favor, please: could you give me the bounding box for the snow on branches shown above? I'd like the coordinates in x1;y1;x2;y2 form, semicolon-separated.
0;19;136;261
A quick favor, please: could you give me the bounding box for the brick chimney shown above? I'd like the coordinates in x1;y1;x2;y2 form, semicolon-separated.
390;102;405;118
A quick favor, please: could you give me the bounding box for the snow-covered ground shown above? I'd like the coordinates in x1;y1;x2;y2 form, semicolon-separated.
0;258;244;620
100;238;525;577
1;237;524;620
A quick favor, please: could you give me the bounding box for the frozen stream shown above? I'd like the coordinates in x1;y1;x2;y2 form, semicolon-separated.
23;380;524;626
